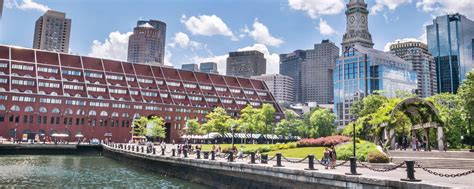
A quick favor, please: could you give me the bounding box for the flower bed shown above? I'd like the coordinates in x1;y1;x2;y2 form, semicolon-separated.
297;136;351;147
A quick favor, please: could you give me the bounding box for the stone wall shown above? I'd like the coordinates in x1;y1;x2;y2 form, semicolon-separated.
0;144;102;155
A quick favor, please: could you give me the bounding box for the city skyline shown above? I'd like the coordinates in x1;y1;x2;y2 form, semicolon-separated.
1;0;473;74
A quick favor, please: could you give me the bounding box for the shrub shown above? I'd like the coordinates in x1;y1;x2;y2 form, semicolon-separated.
336;140;378;162
367;151;389;163
297;136;351;147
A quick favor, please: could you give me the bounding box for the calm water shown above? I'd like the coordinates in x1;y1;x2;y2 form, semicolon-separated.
0;155;209;188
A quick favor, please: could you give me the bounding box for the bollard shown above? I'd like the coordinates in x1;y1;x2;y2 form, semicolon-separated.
183;149;188;158
172;149;176;157
128;145;130;151
261;154;268;164
153;148;156;155
178;149;182;155
141;146;144;153
132;146;135;151
196;150;201;159
249;152;256;164
305;155;317;170
273;153;284;167
161;148;165;156
401;161;421;182
203;151;209;159
345;157;362;175
228;152;234;162
211;151;215;160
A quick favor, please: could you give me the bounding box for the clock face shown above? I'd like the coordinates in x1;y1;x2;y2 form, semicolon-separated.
349;16;355;24
361;16;366;24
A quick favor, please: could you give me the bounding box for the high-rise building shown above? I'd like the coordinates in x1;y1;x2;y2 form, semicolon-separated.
251;74;294;104
390;41;437;97
127;20;166;65
181;63;199;71
200;62;218;74
279;50;305;102
335;0;417;128
226;50;266;77
427;13;474;93
1;0;4;19
33;10;71;53
341;0;374;51
279;40;339;104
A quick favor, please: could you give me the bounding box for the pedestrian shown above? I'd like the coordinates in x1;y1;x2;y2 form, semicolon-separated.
412;136;417;151
255;150;261;161
237;147;244;161
323;148;330;169
402;136;408;151
330;146;337;169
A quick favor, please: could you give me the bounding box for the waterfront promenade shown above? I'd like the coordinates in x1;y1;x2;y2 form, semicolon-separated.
103;143;473;188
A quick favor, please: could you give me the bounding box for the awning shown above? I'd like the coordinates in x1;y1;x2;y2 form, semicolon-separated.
132;136;146;139
52;133;69;137
75;134;84;138
104;132;112;137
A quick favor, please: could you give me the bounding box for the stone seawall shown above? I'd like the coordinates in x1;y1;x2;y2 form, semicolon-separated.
0;144;102;155
103;146;448;189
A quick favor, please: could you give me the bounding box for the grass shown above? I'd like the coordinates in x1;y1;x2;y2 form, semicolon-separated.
267;147;326;159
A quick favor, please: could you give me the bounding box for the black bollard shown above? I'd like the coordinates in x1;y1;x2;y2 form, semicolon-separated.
345;157;362;175
305;155;317;170
249;152;256;164
261;154;268;164
141;146;144;153
401;161;421;182
172;149;176;157
132;146;135;151
273;153;284;167
161;148;165;156
153;148;156;155
196;150;201;159
211;151;215;160
183;149;188;158
178;149;182;155
128;145;130;150
228;152;234;162
204;151;209;159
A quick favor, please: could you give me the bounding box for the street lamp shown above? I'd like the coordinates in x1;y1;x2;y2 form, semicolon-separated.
346;117;361;175
231;123;236;149
469;115;473;152
14;123;18;143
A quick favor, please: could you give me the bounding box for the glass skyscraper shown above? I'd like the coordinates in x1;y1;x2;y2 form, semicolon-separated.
334;45;417;128
427;13;474;93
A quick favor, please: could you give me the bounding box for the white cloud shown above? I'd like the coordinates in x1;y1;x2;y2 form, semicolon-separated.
88;31;132;61
317;18;338;36
383;38;421;52
170;32;202;50
245;19;284;47
164;49;173;66
5;0;50;13
191;43;280;75
416;0;474;19
371;0;412;15
181;14;236;40
288;0;345;19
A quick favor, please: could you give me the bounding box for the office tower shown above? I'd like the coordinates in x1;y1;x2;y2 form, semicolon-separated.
252;74;294;104
200;62;218;74
341;0;374;51
390;41;437;97
279;40;339;104
0;44;282;143
279;50;305;103
427;13;474;93
181;63;199;71
127;20;166;65
226;50;266;77
0;0;3;19
334;0;417;128
33;10;71;53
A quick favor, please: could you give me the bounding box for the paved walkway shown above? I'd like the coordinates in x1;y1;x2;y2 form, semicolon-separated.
117;144;473;188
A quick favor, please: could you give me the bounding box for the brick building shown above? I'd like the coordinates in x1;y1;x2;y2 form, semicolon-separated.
0;45;282;142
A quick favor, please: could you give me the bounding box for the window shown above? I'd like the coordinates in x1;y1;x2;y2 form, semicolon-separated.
142;91;157;97
62;69;82;76
171;94;185;99
130;90;139;95
160;93;169;98
137;78;153;84
183;83;196;88
0;95;6;100
12;64;34;71
11;79;35;86
87;86;106;92
205;97;218;102
24;106;34;112
0;78;7;84
89;102;109;107
230;89;241;93
64;109;73;115
12;96;36;102
0;62;8;68
222;99;232;104
100;111;108;117
244;90;255;95
121;113;129;118
112;104;130;109
89;110;97;116
111;112;119;117
76;109;85;115
133;105;143;110
39;107;47;113
64;84;83;90
85;72;103;78
40;98;61;104
166;81;180;87
109;88;127;94
52;108;60;114
38;67;58;73
250;102;261;106
215;87;227;92
38;81;60;88
200;85;212;90
126;77;135;82
236;100;247;105
189;96;202;101
106;74;124;81
145;106;161;111
257;92;267;96
65;100;86;106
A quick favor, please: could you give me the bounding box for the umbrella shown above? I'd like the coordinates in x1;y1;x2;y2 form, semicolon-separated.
52;133;69;137
75;134;84;138
104;132;113;137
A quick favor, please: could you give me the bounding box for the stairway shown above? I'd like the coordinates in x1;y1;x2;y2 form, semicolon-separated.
389;150;474;169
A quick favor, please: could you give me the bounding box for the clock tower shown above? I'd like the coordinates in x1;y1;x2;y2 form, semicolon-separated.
341;0;374;51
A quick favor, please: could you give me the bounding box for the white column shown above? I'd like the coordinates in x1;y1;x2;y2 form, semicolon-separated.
437;127;445;151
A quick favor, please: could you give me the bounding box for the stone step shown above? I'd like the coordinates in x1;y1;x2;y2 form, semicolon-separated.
391;157;474;169
389;150;474;159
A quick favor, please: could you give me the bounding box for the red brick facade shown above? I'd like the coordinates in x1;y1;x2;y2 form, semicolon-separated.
0;45;282;142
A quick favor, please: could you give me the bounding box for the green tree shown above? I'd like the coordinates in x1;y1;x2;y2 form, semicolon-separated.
310;108;337;137
238;105;265;139
131;116;148;136
458;71;474;146
260;103;276;135
184;119;202;135
202;107;232;136
147;116;166;141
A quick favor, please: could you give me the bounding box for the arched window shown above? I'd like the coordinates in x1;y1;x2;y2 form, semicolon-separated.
38;91;46;95
121;112;129;118
0;104;5;111
39;107;47;113
25;90;33;94
52;108;60;114
50;92;58;96
133;113;140;119
100;111;108;117
98;96;104;99
64;108;73;115
24;106;34;112
64;93;70;96
111;112;119;117
0;87;5;92
75;94;82;97
88;110;97;116
76;109;85;115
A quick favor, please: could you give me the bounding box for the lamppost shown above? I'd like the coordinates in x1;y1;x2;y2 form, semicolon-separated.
231;123;236;149
346;117;361;175
14;123;18;143
469;115;473;152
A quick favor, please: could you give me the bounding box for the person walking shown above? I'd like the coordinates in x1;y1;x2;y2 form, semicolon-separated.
323;148;330;169
330;146;337;169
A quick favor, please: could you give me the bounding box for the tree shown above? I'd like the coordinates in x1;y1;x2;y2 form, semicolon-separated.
202;107;231;136
238;105;265;139
184;119;202;135
131;116;148;136
146;116;166;141
458;71;474;144
260;104;276;135
310;108;336;137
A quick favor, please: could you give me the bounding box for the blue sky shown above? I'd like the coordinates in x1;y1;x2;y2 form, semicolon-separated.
1;0;473;74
